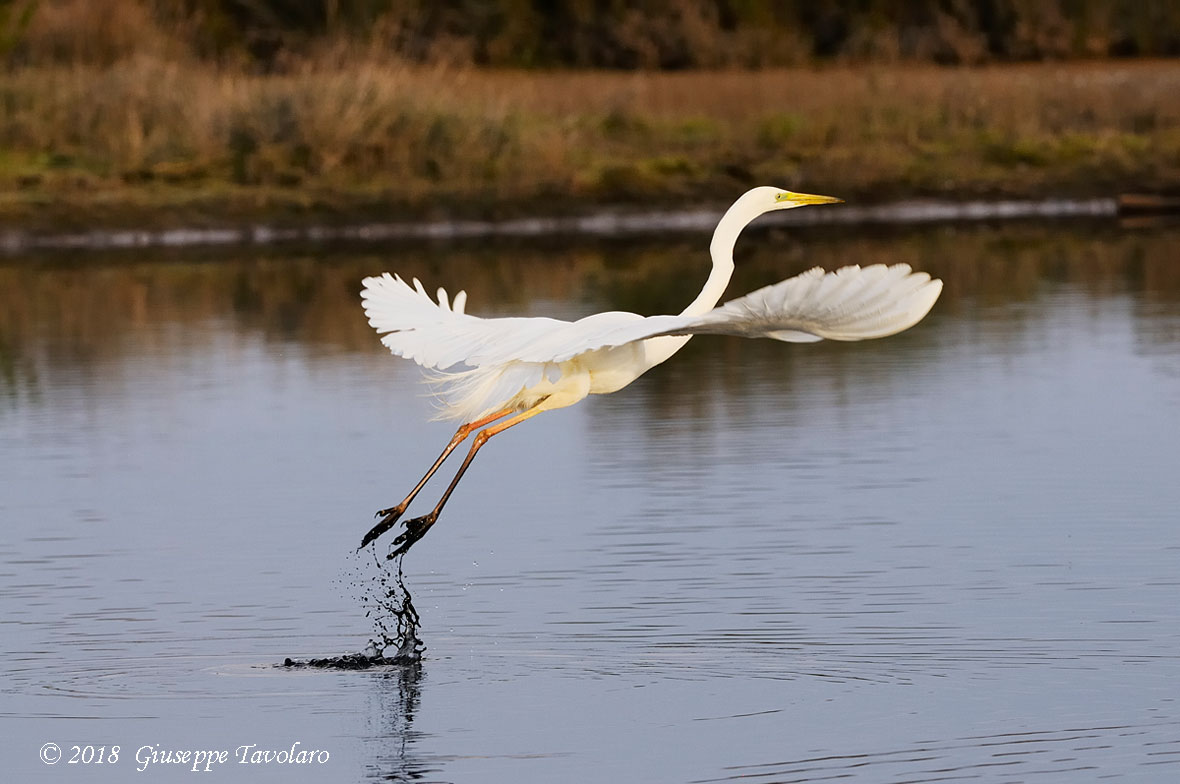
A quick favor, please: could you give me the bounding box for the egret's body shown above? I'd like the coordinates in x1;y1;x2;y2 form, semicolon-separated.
360;187;942;555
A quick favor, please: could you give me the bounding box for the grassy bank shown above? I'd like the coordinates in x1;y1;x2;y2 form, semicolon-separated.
2;59;1179;231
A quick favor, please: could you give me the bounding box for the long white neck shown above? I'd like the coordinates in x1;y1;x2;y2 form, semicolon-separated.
641;190;767;368
678;198;750;316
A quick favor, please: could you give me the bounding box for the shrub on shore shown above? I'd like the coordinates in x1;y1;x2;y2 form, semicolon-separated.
1;2;1178;226
6;0;1180;70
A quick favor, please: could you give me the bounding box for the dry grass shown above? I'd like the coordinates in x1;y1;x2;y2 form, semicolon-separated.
2;58;1179;228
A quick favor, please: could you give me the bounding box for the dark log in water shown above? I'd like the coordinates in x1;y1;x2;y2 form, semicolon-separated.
1117;193;1180;215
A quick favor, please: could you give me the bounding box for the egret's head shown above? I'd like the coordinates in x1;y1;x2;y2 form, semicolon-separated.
731;186;842;219
771;188;843;210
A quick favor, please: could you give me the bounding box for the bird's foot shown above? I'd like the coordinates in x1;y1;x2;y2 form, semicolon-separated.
359;504;406;550
386;513;437;560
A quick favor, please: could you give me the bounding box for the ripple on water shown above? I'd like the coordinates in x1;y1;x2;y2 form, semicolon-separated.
691;722;1180;783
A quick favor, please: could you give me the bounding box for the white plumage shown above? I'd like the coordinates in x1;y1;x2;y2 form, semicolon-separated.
359;186;943;555
362;261;940;421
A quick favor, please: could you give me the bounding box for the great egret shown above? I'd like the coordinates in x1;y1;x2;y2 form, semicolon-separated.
360;186;942;556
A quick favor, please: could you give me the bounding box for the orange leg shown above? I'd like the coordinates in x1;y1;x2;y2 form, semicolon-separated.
359;408;513;549
386;407;546;558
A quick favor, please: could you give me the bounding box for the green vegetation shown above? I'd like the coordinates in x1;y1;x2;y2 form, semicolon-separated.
1;1;1179;230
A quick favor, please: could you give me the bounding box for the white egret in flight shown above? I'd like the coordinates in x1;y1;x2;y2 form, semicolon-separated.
360;187;942;556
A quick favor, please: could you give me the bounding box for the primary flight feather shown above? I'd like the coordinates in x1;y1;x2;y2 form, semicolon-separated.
359;186;942;556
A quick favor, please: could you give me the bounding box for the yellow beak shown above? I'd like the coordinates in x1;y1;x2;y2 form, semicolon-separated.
775;191;843;206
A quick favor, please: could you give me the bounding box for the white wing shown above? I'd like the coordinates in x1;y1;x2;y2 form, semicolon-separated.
362;264;941;370
361;273;564;370
669;262;942;343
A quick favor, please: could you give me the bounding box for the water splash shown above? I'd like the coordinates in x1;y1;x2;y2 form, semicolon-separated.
284;549;423;670
364;550;425;664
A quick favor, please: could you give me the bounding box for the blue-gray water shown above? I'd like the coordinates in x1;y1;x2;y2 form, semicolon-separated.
2;222;1179;782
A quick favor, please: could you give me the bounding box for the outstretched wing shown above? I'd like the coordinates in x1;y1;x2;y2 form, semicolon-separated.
472;263;942;364
663;262;942;344
361;273;574;370
362;264;941;370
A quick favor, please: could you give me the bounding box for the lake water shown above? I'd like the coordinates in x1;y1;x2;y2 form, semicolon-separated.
3;220;1179;782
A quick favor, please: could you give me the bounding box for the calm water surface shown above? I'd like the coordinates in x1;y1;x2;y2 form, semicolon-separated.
2;222;1179;782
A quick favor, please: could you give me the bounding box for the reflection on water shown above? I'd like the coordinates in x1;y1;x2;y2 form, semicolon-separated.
4;222;1179;403
367;661;430;781
1;221;1179;782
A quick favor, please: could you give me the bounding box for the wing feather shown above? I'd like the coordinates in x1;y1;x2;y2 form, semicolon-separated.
362;272;565;370
681;263;942;342
535;263;942;361
362;264;941;372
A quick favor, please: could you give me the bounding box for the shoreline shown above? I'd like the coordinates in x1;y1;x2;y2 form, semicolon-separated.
0;197;1121;256
3;59;1178;250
